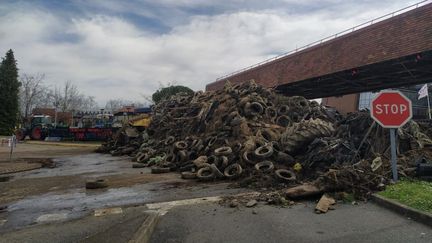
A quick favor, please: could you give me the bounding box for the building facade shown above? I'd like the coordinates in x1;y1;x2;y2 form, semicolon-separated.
322;83;431;119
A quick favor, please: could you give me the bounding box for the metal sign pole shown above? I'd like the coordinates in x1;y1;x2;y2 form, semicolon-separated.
389;128;398;181
9;136;14;162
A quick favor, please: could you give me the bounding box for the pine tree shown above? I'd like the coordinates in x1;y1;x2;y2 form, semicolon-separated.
0;49;20;135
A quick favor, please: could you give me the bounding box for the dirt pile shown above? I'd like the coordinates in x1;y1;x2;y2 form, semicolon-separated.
98;80;432;198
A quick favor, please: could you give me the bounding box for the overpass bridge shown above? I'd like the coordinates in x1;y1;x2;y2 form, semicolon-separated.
206;1;432;101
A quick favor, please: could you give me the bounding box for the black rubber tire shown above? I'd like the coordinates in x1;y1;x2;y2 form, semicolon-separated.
220;156;229;169
206;136;217;147
249;102;264;115
276;115;291;127
174;141;188;150
121;147;135;155
210;164;224;178
277;105;290;115
176;150;189;163
224;163;243;179
165;154;175;163
151;167;171;174
214;146;232;156
232;142;243;153
110;149;121;156
164;136;175;145
260;129;277;142
242;151;256;165
275;169;296;182
132;163;146;168
271;142;282;152
15;129;26;141
207;155;219;164
86;179;108;189
181;172;197;179
254;145;274;159
197;166;216;181
265;107;277;119
30;126;43;140
179;164;195;172
191;139;203;149
254;161;275;173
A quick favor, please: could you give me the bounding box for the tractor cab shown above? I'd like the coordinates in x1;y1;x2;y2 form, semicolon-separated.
31;115;52;127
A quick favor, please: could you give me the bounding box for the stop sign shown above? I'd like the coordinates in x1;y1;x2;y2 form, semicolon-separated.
370;91;412;128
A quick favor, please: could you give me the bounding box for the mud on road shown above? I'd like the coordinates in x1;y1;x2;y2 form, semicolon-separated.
0;142;249;233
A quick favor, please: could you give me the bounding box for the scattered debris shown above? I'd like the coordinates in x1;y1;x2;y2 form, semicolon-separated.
0;205;7;213
0;219;7;226
246;199;257;207
229;199;239;208
85;179;108;189
98;80;432;199
315;194;336;214
371;157;383;172
94;207;123;217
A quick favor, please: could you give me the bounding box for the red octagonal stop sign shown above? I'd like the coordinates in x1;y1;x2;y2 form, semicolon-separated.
370;91;412;128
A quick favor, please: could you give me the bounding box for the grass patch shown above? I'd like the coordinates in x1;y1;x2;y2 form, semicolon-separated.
378;179;432;213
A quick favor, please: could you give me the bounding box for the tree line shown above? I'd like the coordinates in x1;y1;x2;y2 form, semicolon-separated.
0;50;98;135
0;49;193;135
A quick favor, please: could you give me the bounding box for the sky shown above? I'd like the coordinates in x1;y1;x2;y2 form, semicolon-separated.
0;0;421;105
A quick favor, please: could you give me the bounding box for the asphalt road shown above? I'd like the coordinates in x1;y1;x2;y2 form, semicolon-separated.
0;205;150;243
150;201;432;243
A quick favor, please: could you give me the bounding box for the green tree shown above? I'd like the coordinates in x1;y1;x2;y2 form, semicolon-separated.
152;85;193;104
0;49;20;135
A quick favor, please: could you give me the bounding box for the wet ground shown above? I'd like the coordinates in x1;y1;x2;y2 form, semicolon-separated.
0;146;249;234
1;143;430;242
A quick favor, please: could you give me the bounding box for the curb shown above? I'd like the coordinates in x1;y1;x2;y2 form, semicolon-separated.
25;141;100;148
129;210;160;243
371;194;432;227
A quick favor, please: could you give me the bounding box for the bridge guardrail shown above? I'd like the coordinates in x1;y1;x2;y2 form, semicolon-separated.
215;0;431;82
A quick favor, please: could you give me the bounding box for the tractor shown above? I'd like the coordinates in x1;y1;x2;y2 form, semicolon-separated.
15;115;53;140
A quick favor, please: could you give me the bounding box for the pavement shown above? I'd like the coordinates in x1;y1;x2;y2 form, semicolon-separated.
0;153;249;233
0;205;153;243
1;143;431;242
150;201;432;243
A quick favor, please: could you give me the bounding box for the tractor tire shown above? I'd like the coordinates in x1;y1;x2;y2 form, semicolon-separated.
280;118;335;154
30;126;43;140
15;129;26;141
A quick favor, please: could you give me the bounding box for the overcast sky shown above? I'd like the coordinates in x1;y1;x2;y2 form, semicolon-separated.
0;0;420;105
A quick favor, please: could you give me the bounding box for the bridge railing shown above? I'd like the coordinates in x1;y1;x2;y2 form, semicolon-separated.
215;0;431;81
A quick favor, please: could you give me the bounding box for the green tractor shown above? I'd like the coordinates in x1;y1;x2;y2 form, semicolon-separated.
15;115;53;140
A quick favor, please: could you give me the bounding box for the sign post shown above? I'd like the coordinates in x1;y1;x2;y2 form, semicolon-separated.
8;135;17;162
370;91;412;182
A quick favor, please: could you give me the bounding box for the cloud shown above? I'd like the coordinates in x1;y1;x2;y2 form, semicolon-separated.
0;0;420;105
